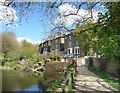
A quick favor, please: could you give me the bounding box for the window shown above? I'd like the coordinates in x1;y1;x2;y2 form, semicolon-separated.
68;49;70;54
69;41;71;47
52;40;54;44
56;45;57;49
74;47;80;54
52;46;54;49
69;36;71;40
55;39;57;43
75;48;77;54
68;48;72;54
78;48;80;54
76;40;78;45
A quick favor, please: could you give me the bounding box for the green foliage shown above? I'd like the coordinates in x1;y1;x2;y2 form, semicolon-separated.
89;67;101;72
88;57;94;69
74;2;120;60
44;59;49;64
14;64;22;68
1;31;21;58
67;63;74;68
94;2;120;60
20;40;38;58
75;23;97;56
5;61;16;67
19;56;24;61
37;54;46;61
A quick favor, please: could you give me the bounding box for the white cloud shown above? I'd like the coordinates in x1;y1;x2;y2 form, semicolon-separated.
54;4;100;26
17;37;41;45
0;1;18;28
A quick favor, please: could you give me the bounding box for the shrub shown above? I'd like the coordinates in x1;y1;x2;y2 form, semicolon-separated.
44;59;49;64
99;61;105;71
37;58;40;62
1;58;7;66
19;56;24;61
88;57;94;69
14;64;22;68
5;61;16;67
9;57;15;61
90;67;101;72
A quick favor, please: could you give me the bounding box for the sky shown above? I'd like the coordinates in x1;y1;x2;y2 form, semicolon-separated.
0;2;105;45
2;15;51;44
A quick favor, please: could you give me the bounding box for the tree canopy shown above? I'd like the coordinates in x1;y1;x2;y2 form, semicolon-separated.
1;31;20;58
1;31;38;58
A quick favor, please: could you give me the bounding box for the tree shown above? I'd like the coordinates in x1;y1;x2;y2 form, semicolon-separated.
20;39;38;58
74;23;97;56
1;31;21;58
93;2;120;60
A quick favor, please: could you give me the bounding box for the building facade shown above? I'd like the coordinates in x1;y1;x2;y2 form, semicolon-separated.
39;32;85;58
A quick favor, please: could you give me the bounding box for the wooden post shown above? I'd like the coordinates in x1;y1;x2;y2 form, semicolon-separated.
71;73;73;83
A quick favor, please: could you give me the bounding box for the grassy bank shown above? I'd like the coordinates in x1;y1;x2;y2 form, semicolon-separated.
89;67;120;91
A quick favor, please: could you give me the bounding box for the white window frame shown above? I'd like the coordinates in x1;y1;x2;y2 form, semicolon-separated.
68;48;72;54
74;47;80;54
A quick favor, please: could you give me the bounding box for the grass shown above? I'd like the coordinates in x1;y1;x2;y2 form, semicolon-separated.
89;67;120;91
49;60;60;62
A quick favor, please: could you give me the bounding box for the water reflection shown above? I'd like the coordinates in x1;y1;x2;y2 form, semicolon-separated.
2;70;63;92
2;70;41;91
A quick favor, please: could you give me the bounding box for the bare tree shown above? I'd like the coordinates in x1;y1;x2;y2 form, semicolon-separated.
1;1;120;35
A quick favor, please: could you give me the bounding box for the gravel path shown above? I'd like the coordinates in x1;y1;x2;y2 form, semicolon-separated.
74;66;118;93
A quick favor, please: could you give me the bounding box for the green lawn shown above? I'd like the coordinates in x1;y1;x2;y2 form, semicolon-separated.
89;67;120;91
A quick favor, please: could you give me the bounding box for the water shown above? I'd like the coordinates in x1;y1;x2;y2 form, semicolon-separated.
2;70;46;92
2;70;63;92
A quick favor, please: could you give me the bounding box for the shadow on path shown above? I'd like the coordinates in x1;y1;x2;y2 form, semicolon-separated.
74;66;118;93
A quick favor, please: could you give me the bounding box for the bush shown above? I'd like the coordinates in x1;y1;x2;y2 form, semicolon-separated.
9;57;15;61
19;56;24;61
44;59;49;64
1;58;7;66
99;61;105;71
37;58;40;62
88;57;94;69
90;67;101;72
14;64;22;68
5;61;16;67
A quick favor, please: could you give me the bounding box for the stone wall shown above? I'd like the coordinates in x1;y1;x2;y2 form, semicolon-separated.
85;57;120;76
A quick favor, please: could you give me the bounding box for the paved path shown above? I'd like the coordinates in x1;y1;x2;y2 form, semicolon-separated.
74;66;117;93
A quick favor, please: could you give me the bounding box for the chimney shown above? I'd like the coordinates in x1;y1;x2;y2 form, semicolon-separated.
48;35;53;39
57;32;61;35
43;39;46;42
55;34;58;38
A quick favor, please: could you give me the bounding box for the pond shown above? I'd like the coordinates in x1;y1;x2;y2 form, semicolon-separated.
2;70;63;92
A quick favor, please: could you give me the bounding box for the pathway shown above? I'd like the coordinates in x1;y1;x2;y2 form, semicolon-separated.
74;66;117;93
